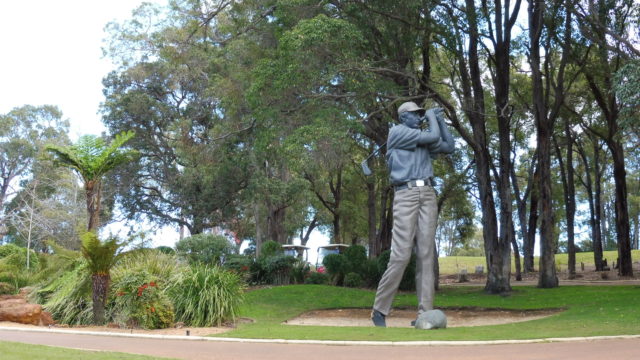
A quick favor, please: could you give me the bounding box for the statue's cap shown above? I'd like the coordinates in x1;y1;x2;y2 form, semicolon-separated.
397;101;425;115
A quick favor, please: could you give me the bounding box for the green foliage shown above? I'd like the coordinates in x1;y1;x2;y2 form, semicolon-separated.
304;272;329;285
0;282;15;295
81;232;122;275
322;253;347;285
109;250;183;328
110;270;174;329
35;259;93;325
343;245;367;275
45;131;137;183
155;246;175;254
377;250;416;291
259;240;283;259
343;272;363;288
111;249;186;284
291;259;311;284
0;244;22;258
263;255;298;285
167;265;245;327
322;245;376;287
0;244;39;270
175;234;235;266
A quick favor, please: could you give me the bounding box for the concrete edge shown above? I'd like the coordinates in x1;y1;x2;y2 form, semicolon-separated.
1;326;639;346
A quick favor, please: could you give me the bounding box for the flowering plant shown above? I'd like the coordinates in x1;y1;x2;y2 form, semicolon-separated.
110;271;174;329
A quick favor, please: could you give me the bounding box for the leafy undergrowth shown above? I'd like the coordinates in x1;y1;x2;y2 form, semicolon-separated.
214;284;640;341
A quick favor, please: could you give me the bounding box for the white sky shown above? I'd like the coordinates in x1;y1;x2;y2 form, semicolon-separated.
0;0;164;139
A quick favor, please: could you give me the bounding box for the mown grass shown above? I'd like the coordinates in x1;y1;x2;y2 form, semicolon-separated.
438;250;640;274
0;340;175;360
215;284;640;341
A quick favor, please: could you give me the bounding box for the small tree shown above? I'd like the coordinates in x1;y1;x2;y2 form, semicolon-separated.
46;131;137;324
46;131;137;232
81;232;122;324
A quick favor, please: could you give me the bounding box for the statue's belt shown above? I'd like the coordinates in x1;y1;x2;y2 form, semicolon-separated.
394;178;433;191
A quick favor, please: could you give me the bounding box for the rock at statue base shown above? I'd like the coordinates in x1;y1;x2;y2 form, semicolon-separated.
415;309;447;330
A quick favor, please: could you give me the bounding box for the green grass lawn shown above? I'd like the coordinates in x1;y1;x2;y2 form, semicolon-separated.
0;341;176;360
216;284;640;341
438;250;640;274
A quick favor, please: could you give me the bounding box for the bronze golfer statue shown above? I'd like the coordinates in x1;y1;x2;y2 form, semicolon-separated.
371;101;454;328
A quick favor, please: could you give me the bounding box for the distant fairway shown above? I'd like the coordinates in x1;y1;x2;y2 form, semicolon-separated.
438;250;640;274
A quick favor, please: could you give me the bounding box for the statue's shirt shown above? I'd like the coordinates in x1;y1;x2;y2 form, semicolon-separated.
386;124;452;186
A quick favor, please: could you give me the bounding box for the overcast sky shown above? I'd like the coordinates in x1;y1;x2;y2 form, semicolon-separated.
0;0;162;139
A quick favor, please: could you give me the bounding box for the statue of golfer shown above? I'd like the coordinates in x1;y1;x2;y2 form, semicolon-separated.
371;101;454;327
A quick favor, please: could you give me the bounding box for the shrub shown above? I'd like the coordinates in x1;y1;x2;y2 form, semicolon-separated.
362;258;381;288
111;249;185;281
110;270;174;329
175;234;236;266
0;282;15;295
377;250;416;291
0;244;40;270
263;255;297;285
35;259;94;325
323;253;347;285
343;245;368;275
155;246;175;254
291;259;310;284
223;254;252;280
259;240;282;258
304;272;329;285
344;272;363;288
167;265;245;327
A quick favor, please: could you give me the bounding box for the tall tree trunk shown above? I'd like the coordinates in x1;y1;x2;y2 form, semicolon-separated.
581;0;633;276
529;0;558;288
511;153;536;274
511;221;522;281
490;0;519;294
553;130;576;277
267;205;287;244
367;180;378;258
92;273;109;325
253;201;264;257
524;165;540;273
85;180;101;232
592;141;605;269
575;135;604;270
609;140;633;276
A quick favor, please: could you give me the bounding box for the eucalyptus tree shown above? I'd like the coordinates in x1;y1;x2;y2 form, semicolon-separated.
572;0;638;276
527;0;579;287
101;1;256;236
0;105;69;232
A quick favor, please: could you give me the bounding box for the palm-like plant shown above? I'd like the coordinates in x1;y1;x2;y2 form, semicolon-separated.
46;131;137;324
81;231;122;324
46;131;137;231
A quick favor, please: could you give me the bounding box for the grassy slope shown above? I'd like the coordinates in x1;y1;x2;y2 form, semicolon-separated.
0;341;175;360
438;250;640;274
219;284;640;341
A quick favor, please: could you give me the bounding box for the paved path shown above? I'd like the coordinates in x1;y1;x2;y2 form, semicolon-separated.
2;329;640;360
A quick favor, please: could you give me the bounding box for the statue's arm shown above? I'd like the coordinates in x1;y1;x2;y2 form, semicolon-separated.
416;109;441;145
435;110;455;154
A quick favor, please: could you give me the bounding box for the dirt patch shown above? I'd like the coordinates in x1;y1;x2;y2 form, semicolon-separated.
284;308;562;328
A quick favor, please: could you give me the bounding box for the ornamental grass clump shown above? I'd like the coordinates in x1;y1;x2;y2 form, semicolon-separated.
167;265;245;327
35;259;94;325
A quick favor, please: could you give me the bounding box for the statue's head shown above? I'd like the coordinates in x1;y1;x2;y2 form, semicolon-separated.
397;101;425;129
